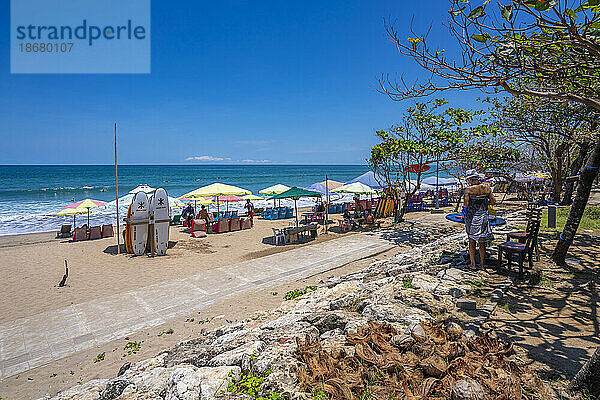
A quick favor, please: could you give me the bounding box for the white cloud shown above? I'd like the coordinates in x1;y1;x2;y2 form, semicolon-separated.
185;155;231;162
241;159;271;163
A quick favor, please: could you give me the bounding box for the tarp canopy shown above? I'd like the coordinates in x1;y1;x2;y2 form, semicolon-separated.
304;182;330;195
422;177;461;186
345;171;386;190
259;184;291;195
332;182;376;195
319;180;344;189
181;182;252;198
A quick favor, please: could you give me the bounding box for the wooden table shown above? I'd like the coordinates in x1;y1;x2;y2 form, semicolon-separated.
285;224;318;243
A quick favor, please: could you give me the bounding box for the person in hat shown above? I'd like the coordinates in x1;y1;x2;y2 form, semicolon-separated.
181;202;195;227
463;169;496;270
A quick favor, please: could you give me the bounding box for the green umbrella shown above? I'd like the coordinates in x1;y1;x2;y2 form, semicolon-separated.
269;187;321;227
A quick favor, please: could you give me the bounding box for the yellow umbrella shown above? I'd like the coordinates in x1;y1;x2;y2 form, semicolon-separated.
242;194;264;201
259;184;290;195
533;171;551;179
63;198;106;226
56;207;91;227
181;183;251;214
259;184;291;207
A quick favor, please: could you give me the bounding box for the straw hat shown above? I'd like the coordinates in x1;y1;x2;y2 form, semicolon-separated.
465;169;482;180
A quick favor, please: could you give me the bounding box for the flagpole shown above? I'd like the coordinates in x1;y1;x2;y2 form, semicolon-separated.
115;123;120;254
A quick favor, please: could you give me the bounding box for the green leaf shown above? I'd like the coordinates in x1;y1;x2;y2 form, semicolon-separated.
534;0;557;11
468;5;485;18
471;34;490;42
500;4;513;21
565;8;578;18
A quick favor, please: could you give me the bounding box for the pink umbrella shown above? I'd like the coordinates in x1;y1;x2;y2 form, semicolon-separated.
63;199;107;226
213;195;243;213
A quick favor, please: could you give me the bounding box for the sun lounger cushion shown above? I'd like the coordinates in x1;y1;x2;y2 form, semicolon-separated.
101;224;114;238
191;219;207;237
89;226;102;240
229;217;241;231
73;227;87;241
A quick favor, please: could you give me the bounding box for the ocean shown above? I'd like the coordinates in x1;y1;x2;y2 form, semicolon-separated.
0;165;374;236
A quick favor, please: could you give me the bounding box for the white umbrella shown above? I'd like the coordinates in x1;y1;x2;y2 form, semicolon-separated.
128;184;156;194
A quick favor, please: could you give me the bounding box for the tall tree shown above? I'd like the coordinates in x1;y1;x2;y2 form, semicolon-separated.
369;99;473;221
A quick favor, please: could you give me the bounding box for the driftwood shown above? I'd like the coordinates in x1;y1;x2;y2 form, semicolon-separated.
58;260;68;287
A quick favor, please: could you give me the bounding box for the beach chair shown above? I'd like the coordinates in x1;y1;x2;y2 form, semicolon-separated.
497;219;540;279
191;219;207;237
56;224;72;238
285;207;293;219
229;217;241;231
212;218;230;233
231;210;238;218
506;208;542;261
272;228;286;245
72;227;87;241
89;226;102;240
101;224;114;238
338;219;350;233
240;217;252;230
170;215;182;225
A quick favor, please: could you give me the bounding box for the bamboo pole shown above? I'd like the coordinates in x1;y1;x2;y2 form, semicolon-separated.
115;123;120;254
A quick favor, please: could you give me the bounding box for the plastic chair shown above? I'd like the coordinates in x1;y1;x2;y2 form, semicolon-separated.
272;228;286;245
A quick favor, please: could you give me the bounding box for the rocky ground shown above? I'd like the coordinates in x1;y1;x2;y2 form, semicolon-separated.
40;210;561;400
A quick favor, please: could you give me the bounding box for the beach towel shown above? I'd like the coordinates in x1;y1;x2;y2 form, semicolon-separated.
465;195;494;243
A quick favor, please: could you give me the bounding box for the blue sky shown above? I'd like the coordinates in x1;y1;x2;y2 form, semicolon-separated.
0;0;485;165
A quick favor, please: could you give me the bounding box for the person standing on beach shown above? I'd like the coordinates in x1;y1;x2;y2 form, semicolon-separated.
463;169;496;270
244;200;254;225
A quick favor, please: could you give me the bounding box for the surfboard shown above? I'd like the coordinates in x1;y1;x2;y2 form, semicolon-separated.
131;191;149;256
125;202;133;254
152;188;170;256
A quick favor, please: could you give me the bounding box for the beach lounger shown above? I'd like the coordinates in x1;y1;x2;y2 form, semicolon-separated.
56;224;72;238
285;207;293;219
229;217;241;231
101;224;114;238
240;217;252;230
212;218;230;233
338;219;350;233
191;219;207;237
89;226;102;240
171;215;182;225
73;227;87;242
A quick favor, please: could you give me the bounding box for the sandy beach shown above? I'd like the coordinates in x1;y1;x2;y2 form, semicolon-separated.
0;208;348;324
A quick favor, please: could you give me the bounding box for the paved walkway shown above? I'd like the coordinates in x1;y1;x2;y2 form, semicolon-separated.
0;233;393;379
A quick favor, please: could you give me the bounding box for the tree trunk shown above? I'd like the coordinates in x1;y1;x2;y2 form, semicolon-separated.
561;141;591;205
568;342;600;396
553;138;600;264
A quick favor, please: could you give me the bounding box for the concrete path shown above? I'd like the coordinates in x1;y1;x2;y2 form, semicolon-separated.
0;232;392;379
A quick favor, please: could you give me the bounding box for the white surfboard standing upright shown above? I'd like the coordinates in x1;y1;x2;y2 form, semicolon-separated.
152;188;170;256
131;191;149;256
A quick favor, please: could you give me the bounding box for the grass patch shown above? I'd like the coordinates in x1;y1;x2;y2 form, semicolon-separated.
157;328;174;337
402;277;417;289
226;369;282;400
284;286;317;300
93;352;105;363
541;206;600;233
122;341;142;357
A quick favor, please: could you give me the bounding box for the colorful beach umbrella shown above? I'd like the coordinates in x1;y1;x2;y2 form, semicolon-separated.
269;187;321;227
319;180;344;190
181;183;251;214
56;207;91;228
62;198;106;226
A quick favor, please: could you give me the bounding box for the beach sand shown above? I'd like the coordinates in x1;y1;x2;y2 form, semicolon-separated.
0;210;346;323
